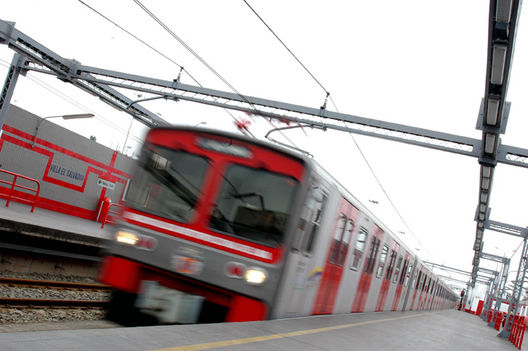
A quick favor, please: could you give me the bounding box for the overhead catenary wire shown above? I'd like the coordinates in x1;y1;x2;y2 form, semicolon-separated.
80;0;284;141
131;0;298;146
132;0;248;103
242;0;434;258
77;0;201;87
242;0;330;98
349;131;436;258
78;0;260;137
242;0;340;115
77;0;298;145
30;75;144;145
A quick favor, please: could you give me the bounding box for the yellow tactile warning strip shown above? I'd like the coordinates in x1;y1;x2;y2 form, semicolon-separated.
149;313;427;351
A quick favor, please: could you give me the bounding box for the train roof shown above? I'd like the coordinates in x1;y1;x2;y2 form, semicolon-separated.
150;125;313;165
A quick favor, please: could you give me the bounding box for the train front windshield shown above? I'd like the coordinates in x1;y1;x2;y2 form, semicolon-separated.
209;164;298;246
125;143;299;247
125;146;209;223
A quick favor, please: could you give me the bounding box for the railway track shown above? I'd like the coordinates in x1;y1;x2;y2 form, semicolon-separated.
0;298;109;308
0;277;111;309
0;277;111;290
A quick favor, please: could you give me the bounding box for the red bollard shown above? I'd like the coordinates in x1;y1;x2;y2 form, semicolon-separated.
509;315;519;347
518;316;527;349
98;197;112;228
494;312;504;330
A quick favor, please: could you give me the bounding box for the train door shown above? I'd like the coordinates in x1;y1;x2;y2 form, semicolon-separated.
351;224;384;312
401;257;417;311
427;279;437;310
409;268;423;310
428;281;436;309
418;274;428;310
375;242;398;311
313;199;358;314
424;275;432;310
424;274;432;309
276;181;329;317
390;251;411;311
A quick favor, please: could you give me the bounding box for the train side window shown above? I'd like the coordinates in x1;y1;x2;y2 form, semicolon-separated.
338;219;355;265
301;187;327;254
385;250;397;281
376;244;389;278
415;271;422;289
404;264;413;287
392;255;403;283
329;215;347;264
364;236;380;274
350;226;368;270
399;259;409;285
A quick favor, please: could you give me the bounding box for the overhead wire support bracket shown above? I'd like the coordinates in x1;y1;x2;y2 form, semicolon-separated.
0;19;168;128
265;124;326;157
471;0;522;279
3;18;528;167
487;219;528;238
62;63;528;167
499;232;528;338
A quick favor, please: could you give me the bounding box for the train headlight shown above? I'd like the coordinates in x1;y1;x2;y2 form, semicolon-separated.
115;231;139;246
244;267;267;285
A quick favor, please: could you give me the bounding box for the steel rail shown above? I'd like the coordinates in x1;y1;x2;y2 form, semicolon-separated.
0;277;111;290
0;298;109;308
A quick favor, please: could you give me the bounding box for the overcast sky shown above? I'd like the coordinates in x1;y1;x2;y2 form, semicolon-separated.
1;1;527;293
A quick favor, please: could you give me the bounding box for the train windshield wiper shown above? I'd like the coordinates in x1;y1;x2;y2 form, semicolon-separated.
148;167;198;208
231;192;266;210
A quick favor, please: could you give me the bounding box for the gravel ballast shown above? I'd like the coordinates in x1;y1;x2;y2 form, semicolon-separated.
0;270;110;325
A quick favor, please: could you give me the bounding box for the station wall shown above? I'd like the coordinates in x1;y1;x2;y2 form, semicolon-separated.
0;105;136;221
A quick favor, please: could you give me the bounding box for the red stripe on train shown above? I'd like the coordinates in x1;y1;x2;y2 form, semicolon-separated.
121;208;283;264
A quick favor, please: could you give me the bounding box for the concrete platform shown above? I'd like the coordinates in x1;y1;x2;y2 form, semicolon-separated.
0;310;522;351
0;199;113;245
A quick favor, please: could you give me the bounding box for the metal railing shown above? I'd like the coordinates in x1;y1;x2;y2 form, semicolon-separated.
97;197;123;228
0;169;40;212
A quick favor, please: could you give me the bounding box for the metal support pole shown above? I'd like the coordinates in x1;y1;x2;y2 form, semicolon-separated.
499;233;528;338
464;282;472;310
481;279;495;320
0;53;26;130
488;258;510;327
484;290;498;322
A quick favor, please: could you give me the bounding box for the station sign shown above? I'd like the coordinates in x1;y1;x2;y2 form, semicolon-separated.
97;177;116;190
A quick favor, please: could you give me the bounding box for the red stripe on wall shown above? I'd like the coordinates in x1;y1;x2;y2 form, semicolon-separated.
2;125;131;178
110;150;118;167
1;133;128;193
0;124;132;219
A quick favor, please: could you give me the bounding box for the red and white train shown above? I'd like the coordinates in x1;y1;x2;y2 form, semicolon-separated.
98;126;457;324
